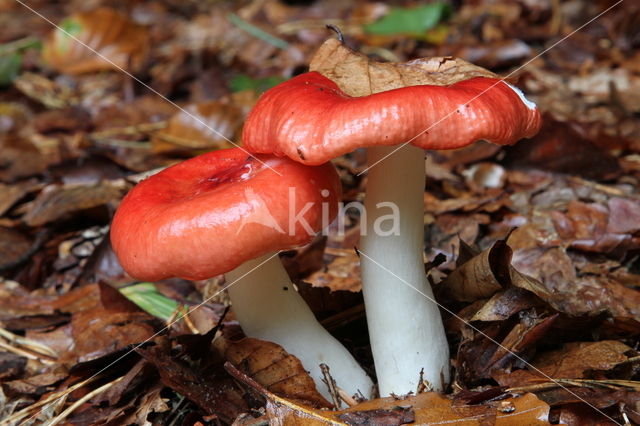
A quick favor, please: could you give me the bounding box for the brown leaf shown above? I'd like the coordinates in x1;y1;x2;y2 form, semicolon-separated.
307;248;362;292
42;8;149;75
470;288;543;322
0;227;32;270
441;240;509;302
70;309;155;363
533;341;634;379
151;101;242;153
264;391;550;425
138;338;246;423
222;337;332;409
23;181;125;226
0;179;39;217
310;38;498;96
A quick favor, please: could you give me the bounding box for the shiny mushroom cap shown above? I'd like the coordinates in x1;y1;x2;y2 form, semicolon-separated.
111;148;341;281
242;71;542;165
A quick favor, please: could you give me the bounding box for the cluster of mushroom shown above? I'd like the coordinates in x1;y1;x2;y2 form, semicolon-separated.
111;48;541;400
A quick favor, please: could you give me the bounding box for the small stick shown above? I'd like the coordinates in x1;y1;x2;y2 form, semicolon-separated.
337;388;358;407
2;375;98;424
0;338;55;364
326;25;345;43
45;376;124;426
320;363;342;409
0;327;58;358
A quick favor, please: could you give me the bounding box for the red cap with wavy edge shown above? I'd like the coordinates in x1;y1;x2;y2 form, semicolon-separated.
242;72;542;165
110;148;341;281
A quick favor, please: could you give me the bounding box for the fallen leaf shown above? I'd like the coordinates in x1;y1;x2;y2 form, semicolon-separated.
23;181;125;226
0;179;39;217
533;341;634;379
138;337;246;423
151;101;241;153
42;8;149;74
221;337;332;409
309;38;498;97
265;390;550;425
0;227;32;270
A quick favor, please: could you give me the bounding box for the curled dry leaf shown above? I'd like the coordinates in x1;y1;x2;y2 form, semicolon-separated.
265;391;550;425
221;337;332;409
151;101;242;153
23;181;126;227
42;7;149;75
443;239;551;303
309;38;499;97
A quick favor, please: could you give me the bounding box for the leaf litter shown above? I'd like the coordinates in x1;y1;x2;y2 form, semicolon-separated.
1;0;640;424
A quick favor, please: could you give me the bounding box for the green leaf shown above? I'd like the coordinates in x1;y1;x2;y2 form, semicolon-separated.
230;74;286;93
119;282;180;321
0;53;22;86
364;2;452;36
56;17;83;53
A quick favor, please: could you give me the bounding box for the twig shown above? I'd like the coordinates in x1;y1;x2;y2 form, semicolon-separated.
0;327;57;358
45;376;125;426
320;363;342;409
337;388;358;407
0;338;55;364
508;378;640;394
227;13;289;50
1;376;98;424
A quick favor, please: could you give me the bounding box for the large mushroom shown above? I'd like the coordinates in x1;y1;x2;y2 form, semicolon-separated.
242;48;541;395
110;147;373;399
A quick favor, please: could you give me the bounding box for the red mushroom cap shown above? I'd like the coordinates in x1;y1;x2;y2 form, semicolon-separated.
110;148;341;281
242;72;542;165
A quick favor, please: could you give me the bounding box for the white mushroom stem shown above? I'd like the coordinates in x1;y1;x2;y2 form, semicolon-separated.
225;253;373;400
360;145;450;396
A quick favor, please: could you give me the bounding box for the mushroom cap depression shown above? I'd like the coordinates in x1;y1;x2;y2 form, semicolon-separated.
242;72;542;165
111;148;341;281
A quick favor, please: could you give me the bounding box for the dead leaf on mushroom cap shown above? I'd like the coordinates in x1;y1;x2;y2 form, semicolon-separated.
310;38;499;96
42;7;149;75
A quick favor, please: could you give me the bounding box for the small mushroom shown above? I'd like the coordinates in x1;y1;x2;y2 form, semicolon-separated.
110;148;373;399
242;72;541;395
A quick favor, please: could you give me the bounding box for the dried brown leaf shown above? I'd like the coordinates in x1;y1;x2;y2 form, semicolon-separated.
23;181;125;226
441;240;508;302
309;38;498;97
222;337;332;409
265;391;550;425
151;101;242;153
533;341;634;379
42;8;149;75
0;180;39;217
0;227;32;270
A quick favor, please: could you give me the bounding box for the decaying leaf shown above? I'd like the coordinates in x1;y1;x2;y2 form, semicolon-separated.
0;227;32;270
151;101;242;152
309;38;498;97
442;239;551;303
533;341;635;379
23;181;126;226
221;337;332;409
265;390;550;425
42;8;149;74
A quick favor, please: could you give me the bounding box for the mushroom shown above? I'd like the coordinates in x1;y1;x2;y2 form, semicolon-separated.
110;147;373;399
242;71;541;395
